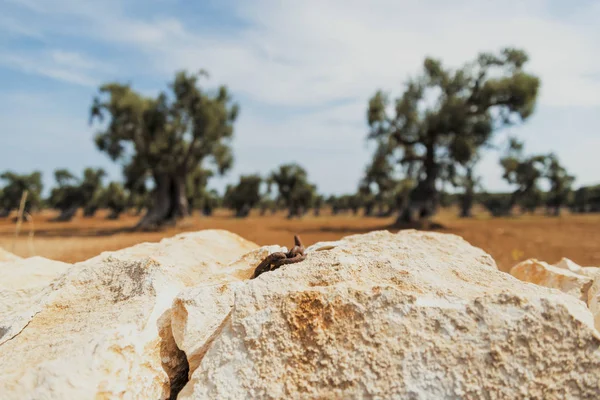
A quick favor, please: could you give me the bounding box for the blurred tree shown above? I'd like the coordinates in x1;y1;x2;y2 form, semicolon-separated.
571;185;600;213
99;181;128;219
500;138;546;214
313;194;324;216
185;167;214;215
0;171;43;217
480;192;513;217
81;168;107;217
544;153;574;216
48;168;105;221
90;70;238;229
223;174;262;217
454;157;482;218
268;164;317;218
367;48;539;223
258;197;277;216
359;141;398;217
201;189;221;216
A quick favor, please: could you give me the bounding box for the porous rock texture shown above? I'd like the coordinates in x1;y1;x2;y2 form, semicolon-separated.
510;257;600;332
0;256;72;345
553;257;600;279
510;258;593;301
171;245;286;376
0;230;257;400
180;230;600;399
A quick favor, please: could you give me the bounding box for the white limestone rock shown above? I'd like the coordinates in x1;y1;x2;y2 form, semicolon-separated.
171;245;286;376
510;258;593;301
0;247;21;262
0;230;257;400
0;256;72;345
180;230;600;399
553;257;600;278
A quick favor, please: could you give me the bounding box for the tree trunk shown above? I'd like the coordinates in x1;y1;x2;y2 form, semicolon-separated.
55;206;78;222
136;173;189;229
395;206;414;225
459;165;475;218
418;142;438;219
287;203;300;219
236;204;250;218
459;189;474;218
83;206;98;218
107;210;122;220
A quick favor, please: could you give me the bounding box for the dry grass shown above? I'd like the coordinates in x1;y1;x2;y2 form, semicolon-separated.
1;208;599;272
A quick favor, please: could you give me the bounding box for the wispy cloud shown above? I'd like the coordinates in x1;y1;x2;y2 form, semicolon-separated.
0;49;112;86
1;0;599;193
5;0;600;107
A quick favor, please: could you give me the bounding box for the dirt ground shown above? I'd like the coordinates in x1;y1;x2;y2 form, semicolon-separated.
1;208;599;272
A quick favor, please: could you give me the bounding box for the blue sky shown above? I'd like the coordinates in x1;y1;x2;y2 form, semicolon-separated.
0;0;599;196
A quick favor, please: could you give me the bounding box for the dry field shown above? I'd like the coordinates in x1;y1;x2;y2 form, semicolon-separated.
1;208;600;272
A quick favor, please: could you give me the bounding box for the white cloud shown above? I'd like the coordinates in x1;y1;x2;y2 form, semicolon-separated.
2;0;599;194
143;0;600;108
6;0;599;107
0;49;114;86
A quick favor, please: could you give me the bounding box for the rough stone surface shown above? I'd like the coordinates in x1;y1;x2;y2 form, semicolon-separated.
0;247;21;262
0;230;257;400
510;258;593;301
588;279;600;333
553;257;600;279
0;256;72;345
171;245;286;375
554;257;585;274
180;230;600;399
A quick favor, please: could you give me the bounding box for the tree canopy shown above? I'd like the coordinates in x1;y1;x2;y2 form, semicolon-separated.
90;70;238;228
268;164;317;218
48;167;106;221
0;171;43;216
367;48;540;223
223;174;263;217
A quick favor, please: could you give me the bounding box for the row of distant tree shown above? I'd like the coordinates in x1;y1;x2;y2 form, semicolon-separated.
1;156;598;223
1;47;598;227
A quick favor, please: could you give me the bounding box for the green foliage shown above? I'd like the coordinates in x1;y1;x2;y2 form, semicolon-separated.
99;181;127;219
48;168;105;220
200;189;222;216
90;70;238;227
571;185;600;213
499;140;573;215
312;194;324;216
0;171;44;215
186;167;215;215
359;141;400;216
499;139;545;214
268;164;317;218
223;174;262;217
367;47;540;220
480;192;513;217
258;197;277;216
81;168;107;217
545;154;574;215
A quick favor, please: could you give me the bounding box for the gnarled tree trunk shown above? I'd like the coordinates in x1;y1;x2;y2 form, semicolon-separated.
136;173;189;229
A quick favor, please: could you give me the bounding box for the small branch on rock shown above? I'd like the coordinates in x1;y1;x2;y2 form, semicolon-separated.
252;235;306;279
